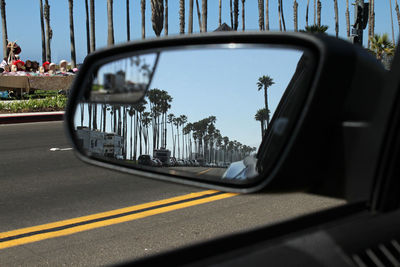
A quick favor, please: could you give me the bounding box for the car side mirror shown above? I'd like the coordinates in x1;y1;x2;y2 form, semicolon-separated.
65;32;387;201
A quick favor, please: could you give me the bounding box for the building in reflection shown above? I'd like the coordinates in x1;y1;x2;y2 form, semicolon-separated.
76;126;123;159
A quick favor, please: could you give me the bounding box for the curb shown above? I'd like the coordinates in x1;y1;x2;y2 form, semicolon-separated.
0;111;64;124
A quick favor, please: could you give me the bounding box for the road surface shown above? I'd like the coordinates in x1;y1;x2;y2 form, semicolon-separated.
0;121;345;266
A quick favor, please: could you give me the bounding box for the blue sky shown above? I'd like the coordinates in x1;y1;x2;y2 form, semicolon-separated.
2;1;398;64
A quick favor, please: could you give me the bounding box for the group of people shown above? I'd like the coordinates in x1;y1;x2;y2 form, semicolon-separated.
0;57;78;77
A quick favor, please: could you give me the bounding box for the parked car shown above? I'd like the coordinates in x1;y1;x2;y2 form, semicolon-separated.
138;154;153;166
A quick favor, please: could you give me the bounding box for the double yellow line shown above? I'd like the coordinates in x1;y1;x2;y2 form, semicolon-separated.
0;190;237;250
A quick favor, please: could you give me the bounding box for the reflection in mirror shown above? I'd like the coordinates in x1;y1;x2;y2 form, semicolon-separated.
74;46;309;184
89;54;158;103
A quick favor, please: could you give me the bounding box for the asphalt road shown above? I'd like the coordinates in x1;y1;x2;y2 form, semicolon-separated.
0;121;345;266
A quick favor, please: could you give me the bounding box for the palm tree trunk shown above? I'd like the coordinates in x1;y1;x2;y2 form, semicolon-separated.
126;0;130;41
195;0;202;32
313;0;316;25
306;0;310;27
233;0;239;30
265;0;269;31
219;0;222;27
141;0;146;39
107;0;114;46
39;0;46;62
179;0;184;34
201;0;207;32
230;0;233;28
0;0;7;59
334;0;338;38
85;0;90;54
68;0;76;68
264;88;270;127
90;0;95;52
280;0;286;31
44;0;51;62
189;0;193;33
390;0;396;46
368;0;375;48
278;0;282;31
317;0;321;27
165;0;168;35
346;0;350;38
242;0;245;31
258;0;264;31
293;0;298;32
396;0;400;33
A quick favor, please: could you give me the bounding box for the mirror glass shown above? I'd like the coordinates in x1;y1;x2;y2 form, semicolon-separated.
73;45;313;185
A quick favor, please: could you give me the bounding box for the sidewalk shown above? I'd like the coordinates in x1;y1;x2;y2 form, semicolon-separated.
0;111;64;124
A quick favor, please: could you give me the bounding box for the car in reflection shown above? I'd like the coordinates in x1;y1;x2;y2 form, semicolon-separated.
138;155;153;166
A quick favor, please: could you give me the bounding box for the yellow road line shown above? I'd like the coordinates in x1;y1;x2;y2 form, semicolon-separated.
0;190;238;250
196;168;212;175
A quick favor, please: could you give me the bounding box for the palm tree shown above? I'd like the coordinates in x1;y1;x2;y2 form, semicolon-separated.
396;0;400;32
85;0;90;53
151;0;164;37
293;0;298;32
188;0;193;33
255;108;269;137
68;0;76;68
241;0;245;31
230;0;233;29
126;0;130;41
44;0;51;62
164;0;168;35
279;0;286;31
0;0;7;59
333;0;338;38
107;0;114;46
39;0;46;62
313;0;316;25
369;34;395;61
306;0;310;27
278;0;282;31
195;0;202;32
201;0;207;32
180;115;187;159
258;0;264;31
141;0;146;39
368;0;375;48
317;0;321;27
168;114;176;156
233;0;238;30
346;0;350;38
265;0;269;30
300;24;329;33
390;0;396;46
90;0;95;52
179;0;184;34
257;75;274;127
218;0;222;27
